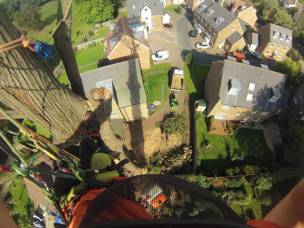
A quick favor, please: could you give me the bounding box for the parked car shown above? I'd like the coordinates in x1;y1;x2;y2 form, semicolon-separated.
189;30;197;38
151;50;169;61
195;42;210;49
228;51;246;62
201;35;210;45
250;51;262;60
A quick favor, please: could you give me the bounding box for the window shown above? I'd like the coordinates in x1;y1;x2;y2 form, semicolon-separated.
214;112;227;120
248;83;255;91
246;93;254;102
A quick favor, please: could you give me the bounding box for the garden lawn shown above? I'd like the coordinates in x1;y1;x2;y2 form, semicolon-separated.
195;112;272;172
76;43;104;72
143;63;171;105
28;0;57;43
184;63;210;98
164;5;182;14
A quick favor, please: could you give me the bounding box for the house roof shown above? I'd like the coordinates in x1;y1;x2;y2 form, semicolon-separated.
105;17;149;56
211;60;287;113
226;32;243;45
194;0;237;32
259;23;292;48
81;59;147;108
246;32;259;45
127;0;163;18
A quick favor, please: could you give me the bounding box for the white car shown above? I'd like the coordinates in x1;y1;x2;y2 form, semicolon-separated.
151;50;169;61
201;35;210;45
195;42;210;49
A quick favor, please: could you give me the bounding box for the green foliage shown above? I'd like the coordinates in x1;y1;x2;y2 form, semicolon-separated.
271;8;293;29
15;4;43;30
185;52;193;65
78;0;114;24
157;112;185;136
255;174;272;191
147;146;192;174
256;0;293;29
275;58;302;83
197;175;212;189
225;167;241;176
175;6;182;14
223;178;244;188
288;49;302;62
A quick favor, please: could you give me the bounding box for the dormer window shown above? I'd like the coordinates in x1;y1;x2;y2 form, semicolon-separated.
273;31;280;39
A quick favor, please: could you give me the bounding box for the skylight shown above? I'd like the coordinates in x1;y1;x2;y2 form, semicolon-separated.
248;83;255;91
246;93;253;102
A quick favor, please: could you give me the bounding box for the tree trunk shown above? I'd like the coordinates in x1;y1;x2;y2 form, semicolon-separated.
53;0;85;98
0;8;87;144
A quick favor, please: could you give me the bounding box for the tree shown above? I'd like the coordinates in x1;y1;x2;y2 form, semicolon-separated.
78;0;114;24
288;49;302;62
271;8;293;29
0;8;87;143
157;112;185;136
14;4;43;30
276;58;302;83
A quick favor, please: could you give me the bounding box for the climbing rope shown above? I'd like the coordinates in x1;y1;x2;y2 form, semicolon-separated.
0;33;53;60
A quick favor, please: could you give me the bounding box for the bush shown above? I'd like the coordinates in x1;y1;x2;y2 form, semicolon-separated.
255;174;272;191
157;112;185;136
275;58;302;83
288;49;302;62
197;175;212;189
175;6;182;14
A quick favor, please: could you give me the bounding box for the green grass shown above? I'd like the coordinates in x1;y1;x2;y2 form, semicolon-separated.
143;63;171;104
195;112;272;172
92;26;110;39
184;63;210;97
164;5;182;14
28;0;57;43
76;43;104;72
58;43;105;85
7;177;33;227
27;1;110;45
71;1;93;44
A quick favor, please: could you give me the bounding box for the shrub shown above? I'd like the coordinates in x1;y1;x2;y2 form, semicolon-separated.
157;112;185;136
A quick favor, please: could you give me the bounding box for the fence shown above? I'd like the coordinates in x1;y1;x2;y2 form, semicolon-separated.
75;38;104;51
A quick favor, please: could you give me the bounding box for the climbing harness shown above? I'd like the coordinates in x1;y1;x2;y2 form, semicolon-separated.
0;108;129;226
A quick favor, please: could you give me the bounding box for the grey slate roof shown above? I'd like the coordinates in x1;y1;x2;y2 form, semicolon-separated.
127;0;163;18
226;32;242;45
246;32;258;45
259;23;292;48
81;59;147;108
194;0;236;32
214;60;287;113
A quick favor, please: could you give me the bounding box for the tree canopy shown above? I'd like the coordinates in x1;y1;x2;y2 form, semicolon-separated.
78;0;115;24
15;4;43;30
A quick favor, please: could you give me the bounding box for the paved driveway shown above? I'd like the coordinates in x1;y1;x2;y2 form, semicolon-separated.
148;13;193;68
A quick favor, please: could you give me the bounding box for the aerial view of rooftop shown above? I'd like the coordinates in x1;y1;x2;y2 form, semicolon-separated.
1;0;304;227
